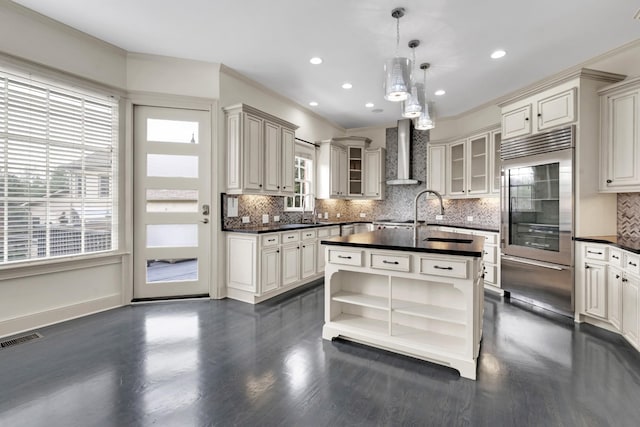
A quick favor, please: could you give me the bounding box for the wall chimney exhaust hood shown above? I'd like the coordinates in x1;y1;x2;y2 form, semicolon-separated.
386;119;420;185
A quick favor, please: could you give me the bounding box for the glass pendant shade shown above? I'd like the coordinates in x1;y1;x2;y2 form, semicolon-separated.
402;82;423;118
384;57;412;102
415;100;434;130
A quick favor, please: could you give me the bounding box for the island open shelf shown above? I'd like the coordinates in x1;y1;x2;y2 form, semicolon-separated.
321;229;484;380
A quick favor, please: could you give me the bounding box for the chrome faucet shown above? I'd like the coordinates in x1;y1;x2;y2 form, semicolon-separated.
301;195;317;224
413;189;445;243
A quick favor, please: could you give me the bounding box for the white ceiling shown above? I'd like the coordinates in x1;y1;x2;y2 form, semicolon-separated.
12;0;640;129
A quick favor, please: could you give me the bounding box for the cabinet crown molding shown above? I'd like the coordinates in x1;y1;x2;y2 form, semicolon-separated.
498;68;626;108
598;75;640;95
318;136;372;146
223;103;299;130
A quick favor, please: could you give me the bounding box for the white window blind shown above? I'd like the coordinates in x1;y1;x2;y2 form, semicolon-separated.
0;70;118;264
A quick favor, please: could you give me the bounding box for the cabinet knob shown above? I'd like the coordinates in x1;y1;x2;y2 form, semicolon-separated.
537;113;541;117
606;179;612;184
585;265;590;269
616;274;620;279
259;184;262;188
525;117;529;121
276;250;280;253
623;278;628;283
277;186;280;189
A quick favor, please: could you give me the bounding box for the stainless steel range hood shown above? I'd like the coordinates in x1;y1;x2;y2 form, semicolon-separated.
386;119;420;185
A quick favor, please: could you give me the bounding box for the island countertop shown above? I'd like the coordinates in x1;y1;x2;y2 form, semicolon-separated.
321;228;484;257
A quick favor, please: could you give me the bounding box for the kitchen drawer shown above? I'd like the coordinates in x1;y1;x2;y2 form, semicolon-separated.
301;229;317;240
484;264;497;284
328;249;363;266
370;252;411;272
261;234;280;247
625;253;640;276
474;231;497;245
419;257;468;279
282;231;300;243
317;228;331;237
482;245;497;264
609;248;623;267
584;245;607;261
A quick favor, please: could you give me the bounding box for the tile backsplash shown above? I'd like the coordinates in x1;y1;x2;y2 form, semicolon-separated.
222;126;501;230
618;193;640;238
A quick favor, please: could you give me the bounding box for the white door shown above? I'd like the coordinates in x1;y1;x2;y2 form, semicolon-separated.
133;106;211;299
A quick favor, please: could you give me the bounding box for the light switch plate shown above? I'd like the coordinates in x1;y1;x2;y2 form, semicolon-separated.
324;212;329;219
336;213;341;218
360;213;366;218
274;215;280;222
436;214;444;220
467;216;473;222
242;216;250;223
262;214;269;224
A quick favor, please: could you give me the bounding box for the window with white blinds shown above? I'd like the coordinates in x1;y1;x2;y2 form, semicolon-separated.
0;70;118;264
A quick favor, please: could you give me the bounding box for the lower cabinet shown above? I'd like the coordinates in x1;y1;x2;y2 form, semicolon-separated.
576;241;640;352
622;274;639;348
227;225;340;304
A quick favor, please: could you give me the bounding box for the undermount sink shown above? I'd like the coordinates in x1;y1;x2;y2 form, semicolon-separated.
424;237;473;244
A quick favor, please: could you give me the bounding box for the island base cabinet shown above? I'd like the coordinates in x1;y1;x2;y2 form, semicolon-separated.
322;248;483;380
622;275;640;350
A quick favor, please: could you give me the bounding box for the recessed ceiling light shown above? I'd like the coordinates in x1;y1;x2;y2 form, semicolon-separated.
490;49;506;59
309;101;318;107
342;83;353;89
309;57;323;65
365;102;374;108
435;89;446;96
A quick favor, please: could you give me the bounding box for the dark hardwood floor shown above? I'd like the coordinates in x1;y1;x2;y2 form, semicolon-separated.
1;282;640;427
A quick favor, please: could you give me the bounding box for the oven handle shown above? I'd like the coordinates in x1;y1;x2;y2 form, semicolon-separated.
502;255;564;271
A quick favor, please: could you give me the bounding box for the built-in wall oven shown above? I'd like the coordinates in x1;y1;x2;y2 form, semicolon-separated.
501;126;574;317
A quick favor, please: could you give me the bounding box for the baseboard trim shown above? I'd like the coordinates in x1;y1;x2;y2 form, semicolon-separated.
0;294;123;339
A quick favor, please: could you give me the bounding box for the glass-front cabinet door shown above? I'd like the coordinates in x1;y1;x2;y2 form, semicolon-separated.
348;146;363;197
467;134;489;195
448;141;466;196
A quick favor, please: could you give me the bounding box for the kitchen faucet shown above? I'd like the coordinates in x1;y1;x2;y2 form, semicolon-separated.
413;189;445;244
301;195;317;224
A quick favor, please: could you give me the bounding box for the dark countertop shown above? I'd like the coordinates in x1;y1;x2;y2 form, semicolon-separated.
574;236;640;255
321;229;484;257
222;221;500;234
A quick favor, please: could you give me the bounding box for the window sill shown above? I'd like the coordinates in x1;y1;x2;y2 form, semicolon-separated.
0;251;129;281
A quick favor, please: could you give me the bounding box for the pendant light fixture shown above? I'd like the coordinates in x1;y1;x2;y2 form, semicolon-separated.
414;63;435;130
383;7;412;102
402;40;422;118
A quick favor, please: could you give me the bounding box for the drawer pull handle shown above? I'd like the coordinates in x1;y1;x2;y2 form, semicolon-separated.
623;278;628;283
338;255;352;259
629;261;638;267
268;239;275;242
288;236;295;239
587;251;603;255
382;260;399;265
612;255;619;259
434;265;453;270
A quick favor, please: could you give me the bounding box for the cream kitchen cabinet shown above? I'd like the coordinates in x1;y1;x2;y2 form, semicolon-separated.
224;103;298;195
318;137;384;200
317;226;341;274
446;133;489;197
575;241;640;353
489;130;502;195
226;227;329;304
363;148;386;199
427;144;446;195
501;86;576;140
599;76;640;192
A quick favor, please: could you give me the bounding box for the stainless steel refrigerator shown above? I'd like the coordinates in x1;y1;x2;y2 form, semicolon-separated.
500;126;574;317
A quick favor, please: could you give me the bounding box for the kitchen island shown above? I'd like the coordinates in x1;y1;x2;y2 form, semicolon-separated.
321;228;485;380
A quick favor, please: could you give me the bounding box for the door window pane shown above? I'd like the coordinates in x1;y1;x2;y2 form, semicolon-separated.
146;258;198;283
146;224;198;248
147;154;198;178
147;119;199;144
146;189;198;213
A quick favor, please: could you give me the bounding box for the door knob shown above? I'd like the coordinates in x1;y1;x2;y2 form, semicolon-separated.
201;218;209;224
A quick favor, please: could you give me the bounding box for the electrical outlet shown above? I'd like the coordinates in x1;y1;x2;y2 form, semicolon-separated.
336;213;341;218
467;216;473;222
436;214;444;220
242;216;250;223
317;213;322;218
324;212;329;219
262;214;269;224
274;215;280;222
360;213;366;218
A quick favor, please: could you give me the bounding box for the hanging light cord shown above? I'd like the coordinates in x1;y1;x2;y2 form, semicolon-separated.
395;16;400;56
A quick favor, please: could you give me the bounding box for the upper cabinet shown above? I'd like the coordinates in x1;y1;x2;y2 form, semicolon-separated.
224;104;299;195
501;86;576;140
317;137;385;200
428;127;500;199
599;76;640;192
